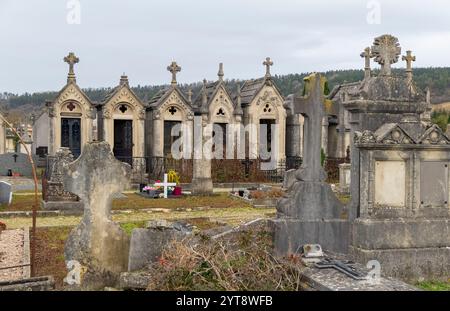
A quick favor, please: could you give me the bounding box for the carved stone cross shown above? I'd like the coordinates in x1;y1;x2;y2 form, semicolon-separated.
293;73;327;182
167;61;181;85
64;52;79;82
63;141;131;289
402;50;416;81
371;34;401;76
263;57;273;77
360;47;371;79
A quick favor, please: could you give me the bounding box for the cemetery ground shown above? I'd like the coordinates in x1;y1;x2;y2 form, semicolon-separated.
2;191;449;290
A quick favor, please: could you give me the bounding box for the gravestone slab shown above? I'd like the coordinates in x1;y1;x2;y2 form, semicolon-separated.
0;181;12;205
63;142;131;290
128;220;193;272
374;161;406;207
420;161;448;207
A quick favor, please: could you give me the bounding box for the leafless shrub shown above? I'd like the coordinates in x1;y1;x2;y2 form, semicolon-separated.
146;230;304;291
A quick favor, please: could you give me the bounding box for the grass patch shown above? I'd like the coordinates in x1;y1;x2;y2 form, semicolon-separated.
120;221;147;236
0;192;251;212
34;226;72;289
0;194;40;212
417;280;450;291
112;193;251;210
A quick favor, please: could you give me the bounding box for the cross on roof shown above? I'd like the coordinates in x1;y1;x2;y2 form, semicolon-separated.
64;52;79;83
402;50;416;72
263;57;273;77
360;47;372;79
154;174;177;198
167;61;181;85
371;34;401;76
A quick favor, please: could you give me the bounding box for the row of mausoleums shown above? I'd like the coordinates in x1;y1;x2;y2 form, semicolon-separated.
30;53;350;164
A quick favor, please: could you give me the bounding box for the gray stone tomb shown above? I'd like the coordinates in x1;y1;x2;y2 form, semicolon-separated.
63;141;131;289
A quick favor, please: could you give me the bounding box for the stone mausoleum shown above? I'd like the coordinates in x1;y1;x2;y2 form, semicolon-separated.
343;34;450;280
35;54;289;167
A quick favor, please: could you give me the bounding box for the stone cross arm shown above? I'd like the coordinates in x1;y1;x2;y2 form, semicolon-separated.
292;73;327;182
63;142;131;217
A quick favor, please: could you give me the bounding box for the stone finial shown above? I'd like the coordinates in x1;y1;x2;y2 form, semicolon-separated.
64;52;79;83
360;47;372;79
371;34;401;76
402;50;416;81
202;79;208;105
263;57;273;78
187;88;193;104
167;61;181;86
218;63;224;81
120;73;129;86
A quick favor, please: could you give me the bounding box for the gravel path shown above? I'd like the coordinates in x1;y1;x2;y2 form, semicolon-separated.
0;229;25;281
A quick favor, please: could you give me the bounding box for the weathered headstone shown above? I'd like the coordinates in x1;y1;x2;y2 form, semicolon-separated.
0;181;12;205
42;148;82;210
63;141;131;289
273;73;349;255
128;220;193;272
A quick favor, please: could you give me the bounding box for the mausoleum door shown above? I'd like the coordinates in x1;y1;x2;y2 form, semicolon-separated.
259;119;275;160
113;119;133;163
213;122;227;158
164;120;181;157
61;118;81;158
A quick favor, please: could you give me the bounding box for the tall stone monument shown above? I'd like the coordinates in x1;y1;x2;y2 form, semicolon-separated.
272;73;348;255
340;34;450;281
63;142;131;289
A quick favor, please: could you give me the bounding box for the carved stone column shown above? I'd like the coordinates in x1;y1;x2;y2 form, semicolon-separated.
191;115;213;195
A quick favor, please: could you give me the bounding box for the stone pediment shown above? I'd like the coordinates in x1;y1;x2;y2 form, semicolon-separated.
374;123;416;144
55;82;94;110
417;124;450;145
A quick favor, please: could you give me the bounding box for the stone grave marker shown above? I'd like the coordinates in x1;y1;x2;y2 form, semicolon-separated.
42;148;82;210
273;73;349;255
0;181;12;205
63;141;131;289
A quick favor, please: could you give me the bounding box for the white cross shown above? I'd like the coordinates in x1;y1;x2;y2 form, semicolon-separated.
154;173;177;199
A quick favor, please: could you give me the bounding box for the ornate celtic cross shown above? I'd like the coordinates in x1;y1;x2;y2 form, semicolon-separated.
167;61;181;85
371;34;401;76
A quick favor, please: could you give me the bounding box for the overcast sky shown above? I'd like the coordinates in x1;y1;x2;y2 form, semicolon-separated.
1;0;450;94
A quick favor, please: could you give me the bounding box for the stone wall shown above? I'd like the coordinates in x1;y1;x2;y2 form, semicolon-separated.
0;153;37;176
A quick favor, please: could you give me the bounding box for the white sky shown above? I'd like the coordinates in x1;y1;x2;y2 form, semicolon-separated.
1;0;450;93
